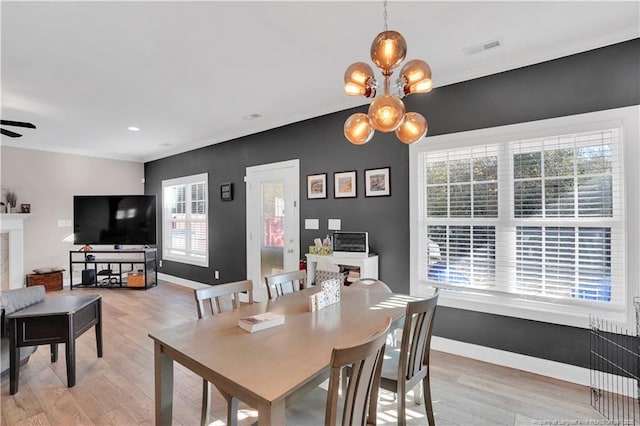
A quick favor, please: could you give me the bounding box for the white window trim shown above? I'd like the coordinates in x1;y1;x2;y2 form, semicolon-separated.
409;105;640;329
162;173;209;267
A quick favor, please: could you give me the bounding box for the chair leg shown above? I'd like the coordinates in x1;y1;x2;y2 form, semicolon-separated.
218;388;238;426
422;375;435;426
225;394;239;426
200;379;210;426
396;389;407;426
413;381;423;405
340;367;348;397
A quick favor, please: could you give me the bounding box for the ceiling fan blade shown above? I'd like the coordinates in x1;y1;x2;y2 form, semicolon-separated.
1;128;23;138
0;120;36;129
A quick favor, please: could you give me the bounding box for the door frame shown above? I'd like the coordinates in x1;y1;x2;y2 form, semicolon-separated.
246;159;300;301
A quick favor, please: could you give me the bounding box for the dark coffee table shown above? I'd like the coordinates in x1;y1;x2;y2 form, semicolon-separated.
8;294;102;394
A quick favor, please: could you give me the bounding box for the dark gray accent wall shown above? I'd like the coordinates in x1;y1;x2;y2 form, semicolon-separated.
145;38;639;368
144;109;411;287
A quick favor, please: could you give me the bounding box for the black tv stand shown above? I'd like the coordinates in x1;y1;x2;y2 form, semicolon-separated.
69;248;157;290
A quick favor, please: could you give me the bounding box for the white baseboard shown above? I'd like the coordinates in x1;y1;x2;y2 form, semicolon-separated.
432;336;637;398
157;272;207;289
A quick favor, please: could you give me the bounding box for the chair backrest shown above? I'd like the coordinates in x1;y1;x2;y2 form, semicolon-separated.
194;280;254;318
349;278;391;293
325;318;392;426
398;291;439;382
264;270;306;300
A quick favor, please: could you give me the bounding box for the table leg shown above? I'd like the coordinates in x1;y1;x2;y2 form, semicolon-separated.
66;316;76;387
9;319;19;395
51;343;58;362
154;341;174;426
257;399;285;426
95;298;103;357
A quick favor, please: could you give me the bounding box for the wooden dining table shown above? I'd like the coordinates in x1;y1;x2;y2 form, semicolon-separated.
148;285;415;426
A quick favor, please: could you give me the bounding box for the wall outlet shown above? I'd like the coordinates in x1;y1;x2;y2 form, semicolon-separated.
215;270;219;279
159;260;163;267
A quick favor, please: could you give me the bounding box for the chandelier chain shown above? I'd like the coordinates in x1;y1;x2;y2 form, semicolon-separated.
383;0;388;31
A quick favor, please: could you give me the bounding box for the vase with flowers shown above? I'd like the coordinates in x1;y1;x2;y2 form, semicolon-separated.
4;189;17;213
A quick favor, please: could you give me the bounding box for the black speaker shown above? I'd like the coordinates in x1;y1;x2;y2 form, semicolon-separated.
82;269;96;285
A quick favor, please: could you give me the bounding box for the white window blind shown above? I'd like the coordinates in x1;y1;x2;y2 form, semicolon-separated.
419;146;499;288
162;173;208;267
416;128;624;308
510;130;622;303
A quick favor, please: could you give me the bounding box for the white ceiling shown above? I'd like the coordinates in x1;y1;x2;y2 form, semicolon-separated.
1;1;638;163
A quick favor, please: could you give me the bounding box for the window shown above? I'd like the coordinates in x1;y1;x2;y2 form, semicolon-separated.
162;173;208;267
421;146;499;287
410;106;639;327
263;183;285;248
511;135;618;302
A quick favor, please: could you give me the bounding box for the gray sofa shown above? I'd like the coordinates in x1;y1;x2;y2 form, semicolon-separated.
1;285;46;375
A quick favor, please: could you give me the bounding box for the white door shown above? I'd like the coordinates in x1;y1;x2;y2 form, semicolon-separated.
246;159;300;301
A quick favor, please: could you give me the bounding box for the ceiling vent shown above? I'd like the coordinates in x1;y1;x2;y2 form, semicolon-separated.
463;38;502;56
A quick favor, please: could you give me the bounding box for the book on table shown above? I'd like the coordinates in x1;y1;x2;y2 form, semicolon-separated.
238;312;285;333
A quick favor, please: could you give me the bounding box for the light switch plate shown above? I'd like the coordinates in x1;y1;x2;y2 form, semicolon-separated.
328;219;341;230
305;219;319;230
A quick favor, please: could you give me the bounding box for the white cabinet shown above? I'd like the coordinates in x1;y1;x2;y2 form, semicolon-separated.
305;253;379;285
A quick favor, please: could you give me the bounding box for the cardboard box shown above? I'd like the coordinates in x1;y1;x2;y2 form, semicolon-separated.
127;272;145;287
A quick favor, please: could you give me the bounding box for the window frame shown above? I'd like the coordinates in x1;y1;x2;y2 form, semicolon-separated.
162;173;209;267
409;106;639;329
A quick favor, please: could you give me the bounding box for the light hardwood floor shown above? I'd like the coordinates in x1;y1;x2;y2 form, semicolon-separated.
1;281;605;425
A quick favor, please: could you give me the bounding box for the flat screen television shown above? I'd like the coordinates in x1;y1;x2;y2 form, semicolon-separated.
73;195;157;246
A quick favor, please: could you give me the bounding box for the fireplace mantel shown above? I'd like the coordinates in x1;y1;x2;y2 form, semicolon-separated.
1;213;31;289
2;213;31;227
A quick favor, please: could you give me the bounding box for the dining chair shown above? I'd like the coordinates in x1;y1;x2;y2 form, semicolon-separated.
193;279;254;426
272;318;391;425
324;317;391;426
340;279;396;397
347;279;399;348
349;278;392;293
264;270;306;299
379;291;439;426
194;278;254;318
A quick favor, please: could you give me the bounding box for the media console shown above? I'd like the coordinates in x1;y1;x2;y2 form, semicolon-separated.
69;248;157;290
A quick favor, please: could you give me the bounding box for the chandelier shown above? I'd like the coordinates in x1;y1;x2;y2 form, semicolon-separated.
343;1;432;145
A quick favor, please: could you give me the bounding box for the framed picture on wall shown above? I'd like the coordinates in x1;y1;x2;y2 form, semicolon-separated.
220;182;233;201
307;173;327;199
334;171;356;198
365;167;391;197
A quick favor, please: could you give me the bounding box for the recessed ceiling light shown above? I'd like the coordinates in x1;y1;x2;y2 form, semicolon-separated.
128;126;140;132
242;113;262;120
